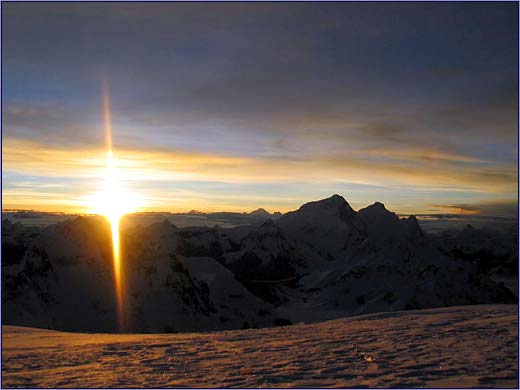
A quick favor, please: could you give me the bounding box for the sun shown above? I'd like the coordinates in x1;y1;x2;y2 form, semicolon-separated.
90;150;139;224
89;149;139;332
86;79;141;332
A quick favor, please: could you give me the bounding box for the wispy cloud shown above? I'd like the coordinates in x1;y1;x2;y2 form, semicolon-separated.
2;137;517;212
2;3;517;213
432;200;518;217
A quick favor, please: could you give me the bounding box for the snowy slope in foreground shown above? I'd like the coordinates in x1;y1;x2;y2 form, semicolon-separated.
2;304;518;388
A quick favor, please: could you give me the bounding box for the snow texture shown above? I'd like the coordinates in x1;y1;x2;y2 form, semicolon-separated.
2;305;517;388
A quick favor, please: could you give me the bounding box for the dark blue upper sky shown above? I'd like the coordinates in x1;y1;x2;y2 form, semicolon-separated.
2;2;518;213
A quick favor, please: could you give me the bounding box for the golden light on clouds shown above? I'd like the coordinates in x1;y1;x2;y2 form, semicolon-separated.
2;3;517;220
2;136;517;215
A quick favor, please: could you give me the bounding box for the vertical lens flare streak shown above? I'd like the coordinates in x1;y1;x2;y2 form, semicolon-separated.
91;80;139;331
102;81;125;332
110;212;123;332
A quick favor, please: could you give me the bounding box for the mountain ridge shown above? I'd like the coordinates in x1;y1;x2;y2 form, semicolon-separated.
2;194;517;332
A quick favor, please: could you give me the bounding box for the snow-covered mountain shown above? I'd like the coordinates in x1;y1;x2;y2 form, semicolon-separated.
2;217;278;332
439;222;518;297
2;195;517;332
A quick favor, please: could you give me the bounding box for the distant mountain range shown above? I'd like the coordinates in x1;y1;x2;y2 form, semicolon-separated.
2;195;517;333
3;207;283;229
3;204;516;232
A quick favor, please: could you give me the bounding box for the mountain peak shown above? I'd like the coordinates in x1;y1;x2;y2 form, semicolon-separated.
358;202;400;233
278;195;357;228
329;194;347;203
358;202;396;218
298;194;354;215
361;201;388;212
406;215;419;224
303;194;350;208
403;215;424;239
250;208;270;217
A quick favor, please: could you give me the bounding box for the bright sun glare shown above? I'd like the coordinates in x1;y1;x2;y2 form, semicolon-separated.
87;80;141;332
90;151;139;223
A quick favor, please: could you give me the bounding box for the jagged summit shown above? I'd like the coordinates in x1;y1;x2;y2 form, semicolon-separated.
359;201;388;212
329;194;345;202
358;201;398;221
278;195;358;234
402;215;424;240
297;194;354;214
405;215;421;227
250;208;270;217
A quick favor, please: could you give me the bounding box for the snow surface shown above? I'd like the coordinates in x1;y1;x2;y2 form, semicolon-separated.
2;304;518;388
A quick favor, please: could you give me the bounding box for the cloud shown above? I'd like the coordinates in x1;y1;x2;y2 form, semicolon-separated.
2;3;517;212
3;136;517;190
3;136;517;214
432;200;518;217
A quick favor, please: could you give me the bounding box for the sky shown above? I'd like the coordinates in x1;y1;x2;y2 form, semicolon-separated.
2;2;518;215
